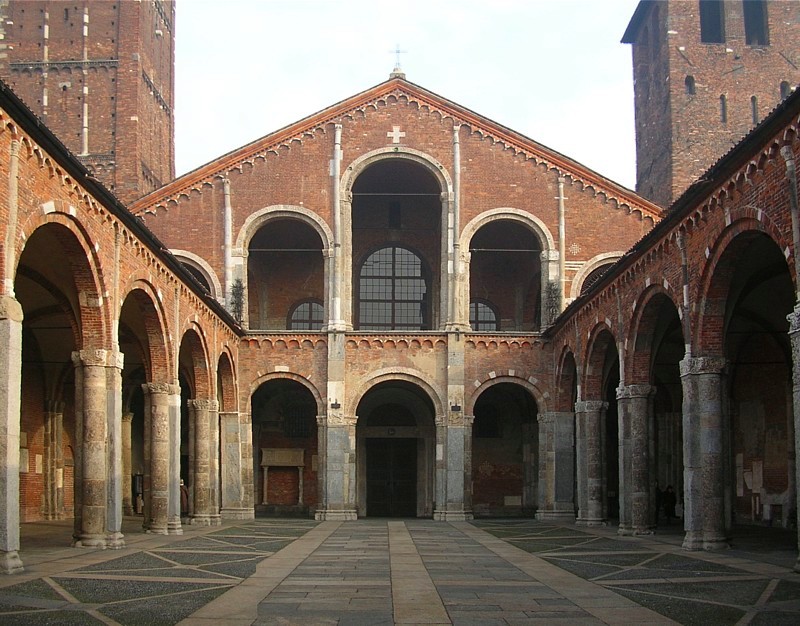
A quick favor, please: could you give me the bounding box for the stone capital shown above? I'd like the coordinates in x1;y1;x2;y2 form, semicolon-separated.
325;413;357;427
679;356;727;377
72;348;124;369
122;412;134;423
142;381;180;396
615;384;655;400
188;398;218;411
537;412;556;424
574;400;607;414
0;295;23;322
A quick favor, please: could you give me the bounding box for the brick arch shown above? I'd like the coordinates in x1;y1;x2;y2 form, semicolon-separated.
626;286;683;384
347;367;445;419
569;252;625;301
248;372;324;417
178;325;212;399
340;147;453;197
118;281;172;382
555;346;578;412
216;350;238;412
460;208;556;252
582;324;618;400
16;216;110;349
171;249;222;301
466;376;547;416
694;218;791;356
235;204;334;252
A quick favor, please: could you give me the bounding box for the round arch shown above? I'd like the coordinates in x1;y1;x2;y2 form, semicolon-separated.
119;279;173;381
340;146;453;196
555;346;579;412
582;323;618;400
235;204;334;252
216;349;238;413
171;250;223;301
347;367;445;419
178;325;212;399
465;375;547;416
460;208;556;252
249;372;325;417
626;285;683;385
569;252;625;301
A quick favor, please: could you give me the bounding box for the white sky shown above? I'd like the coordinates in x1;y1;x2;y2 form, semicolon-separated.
174;0;642;189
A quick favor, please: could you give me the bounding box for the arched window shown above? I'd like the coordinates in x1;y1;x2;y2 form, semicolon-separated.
288;300;324;330
357;245;429;331
720;94;728;123
469;300;499;332
751;95;759;124
685;75;696;95
780;81;792;100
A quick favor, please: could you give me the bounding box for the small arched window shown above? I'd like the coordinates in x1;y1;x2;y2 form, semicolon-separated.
780;81;792;100
751;95;759;124
685;75;696;95
469;300;499;332
288;300;324;330
720;94;728;123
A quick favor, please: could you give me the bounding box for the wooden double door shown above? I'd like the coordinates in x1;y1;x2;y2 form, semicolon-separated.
366;438;417;517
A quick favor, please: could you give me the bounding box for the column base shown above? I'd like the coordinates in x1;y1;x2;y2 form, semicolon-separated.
0;551;24;574
576;517;607;527
703;535;729;551
617;524;634;536
433;509;474;521
633;526;654;536
220;507;255;520
189;515;216;526
314;509;358;521
167;518;183;535
794;557;800;574
73;533;111;548
682;530;703;550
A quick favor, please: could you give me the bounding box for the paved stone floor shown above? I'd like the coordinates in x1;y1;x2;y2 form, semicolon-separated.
0;517;797;625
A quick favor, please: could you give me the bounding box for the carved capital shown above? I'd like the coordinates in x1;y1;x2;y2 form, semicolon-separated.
574;400;607;414
679;356;727;377
616;384;655;400
142;381;180;396
326;413;357;427
188;398;217;411
0;295;23;322
122;413;134;423
72;348;123;369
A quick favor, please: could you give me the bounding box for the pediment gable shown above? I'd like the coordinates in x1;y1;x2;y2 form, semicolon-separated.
131;76;662;221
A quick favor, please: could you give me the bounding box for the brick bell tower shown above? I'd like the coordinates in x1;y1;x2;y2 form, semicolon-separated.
0;0;175;204
623;0;800;208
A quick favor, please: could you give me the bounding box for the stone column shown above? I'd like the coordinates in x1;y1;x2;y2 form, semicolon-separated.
219;411;251;519
167;388;183;535
433;413;473;521
106;353;125;546
208;402;221;524
680;356;728;550
44;401;65;520
0;295;24;574
142;382;175;534
315;415;357;520
189;398;215;525
616;384;654;535
787;306;800;572
122;413;134;515
576;400;607;526
536;411;576;520
574;406;587;523
72;349;125;548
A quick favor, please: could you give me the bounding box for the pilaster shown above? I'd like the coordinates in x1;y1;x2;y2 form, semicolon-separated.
535;411;576;521
315;414;358;520
575;400;607;526
188;398;217;525
219;411;252;519
433;412;473;521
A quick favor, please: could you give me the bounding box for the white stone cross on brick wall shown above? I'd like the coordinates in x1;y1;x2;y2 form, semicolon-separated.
387;125;406;144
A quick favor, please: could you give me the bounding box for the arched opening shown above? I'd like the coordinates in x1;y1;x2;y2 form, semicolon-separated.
722;235;794;530
580;263;615;295
352;159;442;330
469;221;542;331
471;382;538;517
251;379;318;516
247;219;324;330
355;381;436;517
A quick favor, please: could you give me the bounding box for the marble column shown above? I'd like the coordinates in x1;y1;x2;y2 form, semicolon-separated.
44;401;65;520
576;400;607;526
787;305;800;572
574;406;587;523
167;388;183;535
208;402;221;524
142;382;175;534
0;295;24;574
315;416;357;520
122;413;134;516
616;384;655;535
680;356;728;550
433;413;473;521
72;349;125;548
536;411;576;520
189;398;215;525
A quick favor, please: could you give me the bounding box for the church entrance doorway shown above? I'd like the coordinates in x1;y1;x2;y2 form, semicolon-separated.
356;380;436;518
366;438;417;517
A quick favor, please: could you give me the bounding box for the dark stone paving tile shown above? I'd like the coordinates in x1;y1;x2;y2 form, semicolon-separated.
75;552;177;572
613;587;746;625
610;579;769;606
0;609;105;625
0;579;66;602
750;610;800;625
539;557;620;579
100;587;229;625
645;552;744;574
199;558;264;578
771;579;800;602
53;577;230;604
155;550;263;565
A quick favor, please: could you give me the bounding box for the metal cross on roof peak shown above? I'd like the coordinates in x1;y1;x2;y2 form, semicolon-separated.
390;44;408;76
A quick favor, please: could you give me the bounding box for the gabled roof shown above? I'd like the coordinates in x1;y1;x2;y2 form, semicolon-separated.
131;75;662;221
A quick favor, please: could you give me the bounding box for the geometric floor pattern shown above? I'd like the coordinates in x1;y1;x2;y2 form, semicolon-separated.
472;520;800;626
0;519;318;625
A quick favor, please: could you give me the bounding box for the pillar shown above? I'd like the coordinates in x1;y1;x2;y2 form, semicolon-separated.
0;295;23;574
680;356;728;550
219;411;251;519
536;411;576;520
142;382;176;534
433;413;473;521
787;306;800;572
167;387;183;534
574;405;587;523
189;398;215;525
122;413;134;515
616;384;654;535
315;416;357;520
44;401;65;520
576;400;607;526
72;349;125;548
208;401;221;524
